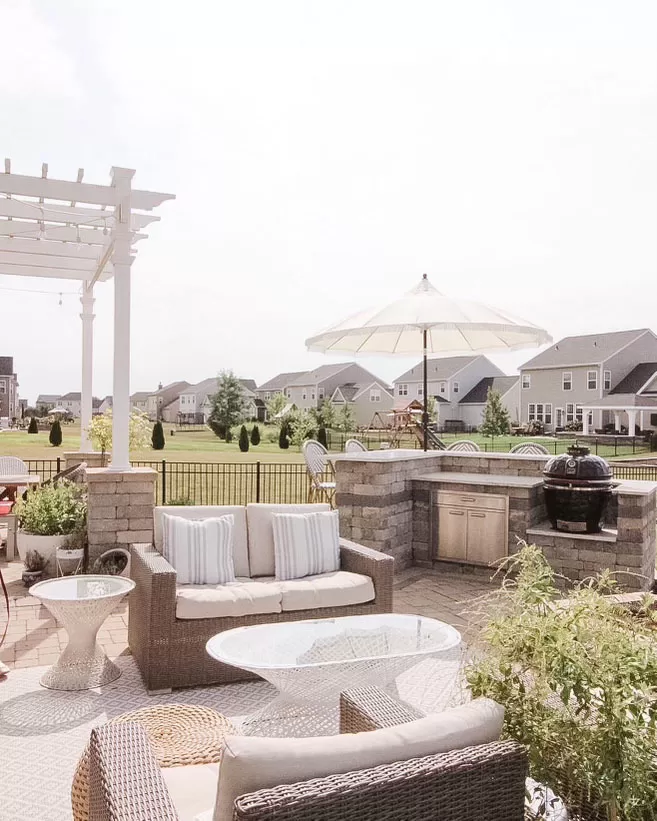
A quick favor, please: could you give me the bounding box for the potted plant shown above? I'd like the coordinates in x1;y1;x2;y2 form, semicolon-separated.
14;481;87;571
22;550;48;587
93;547;130;577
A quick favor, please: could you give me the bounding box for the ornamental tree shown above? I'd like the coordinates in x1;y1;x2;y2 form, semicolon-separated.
278;421;290;449
266;392;288;420
49;420;62;447
88;410;152;464
335;403;355;433
250;425;261;446
480;388;511;437
208;371;248;435
27;417;38;434
152;420;165;450
239;425;249;452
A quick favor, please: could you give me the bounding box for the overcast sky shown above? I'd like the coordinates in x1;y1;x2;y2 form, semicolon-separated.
1;0;656;404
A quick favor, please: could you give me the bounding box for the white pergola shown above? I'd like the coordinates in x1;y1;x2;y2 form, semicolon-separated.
0;161;174;470
582;394;657;436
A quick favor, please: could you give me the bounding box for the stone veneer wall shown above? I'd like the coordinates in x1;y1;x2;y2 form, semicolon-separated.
86;467;157;561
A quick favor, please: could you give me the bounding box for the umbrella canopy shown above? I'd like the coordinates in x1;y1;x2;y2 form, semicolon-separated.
306;275;551;450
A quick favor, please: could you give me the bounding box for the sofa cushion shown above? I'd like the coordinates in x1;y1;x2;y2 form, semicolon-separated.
162;514;236;585
175;578;282;619
277;571;374;611
161;762;219;821
246;503;331;577
213;698;504;821
273;510;340;580
155;506;250;577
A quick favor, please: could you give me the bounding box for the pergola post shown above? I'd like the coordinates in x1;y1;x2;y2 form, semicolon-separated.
582;410;589;435
627;409;637;437
614;412;621;433
79;283;95;451
109;167;135;472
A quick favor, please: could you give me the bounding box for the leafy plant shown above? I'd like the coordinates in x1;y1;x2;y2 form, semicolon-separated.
266;392;288;420
466;544;657;821
238;424;249;452
334;403;355;433
314;399;336;430
49;419;63;447
250;425;261;446
287;409;316;448
208;419;227;440
151;420;165;450
479;387;511;437
23;550;48;572
92;550;128;576
15;481;87;536
208;371;248;435
87;410;151;461
27;417;38;434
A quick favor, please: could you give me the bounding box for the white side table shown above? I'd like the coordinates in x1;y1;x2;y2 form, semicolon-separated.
29;575;135;691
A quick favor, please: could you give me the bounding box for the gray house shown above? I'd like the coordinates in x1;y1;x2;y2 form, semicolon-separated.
0;356;19;421
518;328;657;433
393;355;504;427
458;376;519;430
254;372;308;402
330;380;395;428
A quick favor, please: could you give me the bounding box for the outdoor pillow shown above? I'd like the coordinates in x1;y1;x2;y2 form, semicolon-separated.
213;697;504;821
272;509;340;580
162;513;236;585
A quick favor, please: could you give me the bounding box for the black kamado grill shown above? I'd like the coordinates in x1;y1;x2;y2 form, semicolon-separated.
543;445;617;533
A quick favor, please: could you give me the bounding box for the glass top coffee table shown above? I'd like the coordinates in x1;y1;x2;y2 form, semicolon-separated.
207;613;461;734
30;575;135;691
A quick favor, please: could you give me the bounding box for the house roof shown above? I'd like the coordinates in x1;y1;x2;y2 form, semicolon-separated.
36;394;60;404
520;329;654;370
334;385;359;401
332;381;394;403
256;371;308;392
240;379;257;393
288;363;354;386
393;356;480;384
586;393;657;409
609;363;657;395
154;381;191;397
181;377;219;400
459;376;519;404
130;391;151;402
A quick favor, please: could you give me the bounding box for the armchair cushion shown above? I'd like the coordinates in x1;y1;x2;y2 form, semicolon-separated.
175;578;281;619
154;506;250;577
214;697;504;820
246;503;330;577
161;762;219;821
277;571;374;611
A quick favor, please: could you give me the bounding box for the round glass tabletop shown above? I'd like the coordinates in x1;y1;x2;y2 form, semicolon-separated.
29;574;135;602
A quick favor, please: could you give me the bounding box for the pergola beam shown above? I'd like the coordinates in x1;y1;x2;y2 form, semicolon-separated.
0;198;159;229
0;262;113;280
0;219;147;245
0;236;116;261
0;249;114;273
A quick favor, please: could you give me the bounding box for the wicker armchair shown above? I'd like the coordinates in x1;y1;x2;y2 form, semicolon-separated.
88;688;528;821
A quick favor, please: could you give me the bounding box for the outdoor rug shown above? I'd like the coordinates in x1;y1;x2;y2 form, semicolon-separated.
0;654;464;821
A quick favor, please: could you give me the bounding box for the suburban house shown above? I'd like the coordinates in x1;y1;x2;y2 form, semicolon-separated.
179;378;264;424
458;376;520;430
57;392;102;418
393;356;505;428
254;371;308;402
35;394;59;413
98;396;113;414
0;356;19;422
518;328;657;433
146;381;191;422
330;380;395;428
130;392;151;414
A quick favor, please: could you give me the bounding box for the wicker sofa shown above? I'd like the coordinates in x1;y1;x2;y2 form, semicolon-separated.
88;687;528;821
129;504;395;692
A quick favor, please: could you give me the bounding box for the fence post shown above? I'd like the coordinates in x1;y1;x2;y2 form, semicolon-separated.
56;456;61;474
256;461;261;503
161;460;166;505
632;437;636;454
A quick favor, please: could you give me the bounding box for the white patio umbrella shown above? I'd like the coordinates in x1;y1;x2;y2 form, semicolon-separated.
306;274;552;450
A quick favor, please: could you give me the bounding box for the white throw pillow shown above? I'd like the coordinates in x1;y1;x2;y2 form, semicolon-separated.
162;513;236;585
272;510;340;580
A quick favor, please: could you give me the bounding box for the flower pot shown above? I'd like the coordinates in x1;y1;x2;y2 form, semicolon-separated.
22;569;43;587
95;548;131;578
16;532;67;571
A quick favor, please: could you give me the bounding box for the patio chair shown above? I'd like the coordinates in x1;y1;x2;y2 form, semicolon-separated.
344;438;367;453
509;442;550;455
446;439;481;452
86;687;528;821
0;456;29;502
302;439;336;506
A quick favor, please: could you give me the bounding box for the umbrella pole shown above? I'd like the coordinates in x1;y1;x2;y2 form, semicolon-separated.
423;329;428;451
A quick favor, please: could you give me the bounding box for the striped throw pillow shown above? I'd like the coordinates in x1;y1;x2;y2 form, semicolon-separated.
272;510;340;581
162;514;236;585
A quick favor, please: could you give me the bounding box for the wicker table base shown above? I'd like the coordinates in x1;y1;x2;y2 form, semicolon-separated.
71;704;237;821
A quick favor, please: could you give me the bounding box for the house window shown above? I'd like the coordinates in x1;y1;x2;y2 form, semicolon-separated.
531;403;552;423
562;372;572;391
439;382;446;394
0;382;5;394
587;371;598;390
521;374;531;389
301;389;307;400
370;389;381;402
310;390;316;401
453;381;459;394
285;389;291;398
651;413;657;426
545;404;552;424
576;405;583;423
566;403;575;423
417;385;423;397
528;403;536;421
587;410;593;426
604;370;611;390
264;392;271;400
318;387;325;400
398;384;408;396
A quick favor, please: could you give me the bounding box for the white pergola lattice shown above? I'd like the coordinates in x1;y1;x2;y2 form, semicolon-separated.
0;161;174;470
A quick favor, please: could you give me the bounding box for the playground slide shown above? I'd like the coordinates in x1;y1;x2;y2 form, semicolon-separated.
413;422;446;450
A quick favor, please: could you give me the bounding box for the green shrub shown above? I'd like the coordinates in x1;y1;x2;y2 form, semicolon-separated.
151;421;165;450
15;481;87;536
278;421;290;449
49;420;62;447
250;425;261;446
317;427;328;449
27;417;38;434
466;544;657;821
208;419;227;439
239;425;249;452
225;429;233;443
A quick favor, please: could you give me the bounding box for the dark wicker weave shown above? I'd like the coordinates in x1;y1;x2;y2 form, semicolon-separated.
129;537;395;691
87;688;528;821
340;686;425;733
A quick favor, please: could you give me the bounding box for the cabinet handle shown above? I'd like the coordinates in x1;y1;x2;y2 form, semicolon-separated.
470;512;486;518
448;510;465;516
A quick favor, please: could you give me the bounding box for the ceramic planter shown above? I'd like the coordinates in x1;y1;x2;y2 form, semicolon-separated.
96;548;131;578
22;569;44;588
16;532;68;571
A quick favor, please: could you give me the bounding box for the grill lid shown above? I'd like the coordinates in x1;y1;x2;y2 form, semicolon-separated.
543;445;613;481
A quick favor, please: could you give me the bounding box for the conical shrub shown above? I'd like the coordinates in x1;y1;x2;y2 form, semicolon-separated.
152;421;165;450
250;425;261;446
239;425;249;452
28;417;38;434
49;420;62;447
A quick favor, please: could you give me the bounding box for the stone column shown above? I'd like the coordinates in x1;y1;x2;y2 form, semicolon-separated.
64;452;110;470
86;467;156;562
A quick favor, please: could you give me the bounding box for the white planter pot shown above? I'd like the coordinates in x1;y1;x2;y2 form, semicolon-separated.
96;548;131;578
16;532;68;573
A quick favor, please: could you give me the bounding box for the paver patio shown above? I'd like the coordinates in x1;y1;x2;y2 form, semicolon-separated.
0;559;496;672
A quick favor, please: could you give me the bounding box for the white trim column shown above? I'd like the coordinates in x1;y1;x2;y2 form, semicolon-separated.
614;412;621;433
627;409;637;437
582;409;589;435
109;167;135;471
79;283;95;451
639;410;645;431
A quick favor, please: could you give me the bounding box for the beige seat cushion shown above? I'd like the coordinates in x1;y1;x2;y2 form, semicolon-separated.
161;762;218;821
213;698;504;821
277;571;374;611
246;503;331;577
154;506;250;577
175;578;281;619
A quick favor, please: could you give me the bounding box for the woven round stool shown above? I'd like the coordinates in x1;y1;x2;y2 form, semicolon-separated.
71;704;237;821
